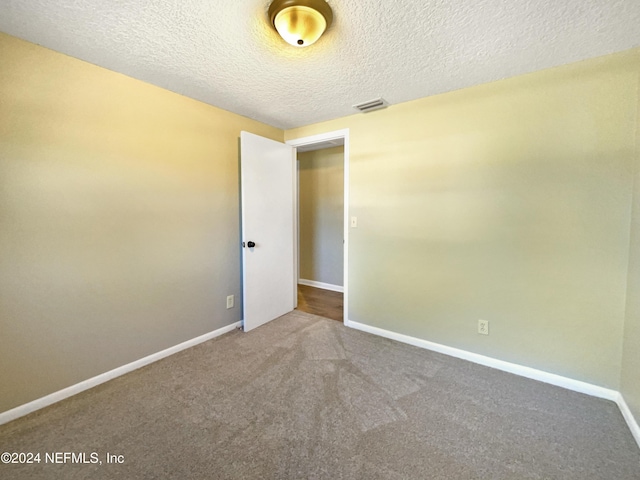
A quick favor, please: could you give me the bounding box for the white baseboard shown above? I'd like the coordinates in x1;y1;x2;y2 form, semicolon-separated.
298;279;344;293
616;393;640;450
348;316;639;451
344;319;618;401
4;316;639;453
0;321;241;426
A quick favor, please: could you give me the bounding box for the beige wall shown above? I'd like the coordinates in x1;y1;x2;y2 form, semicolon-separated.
621;65;640;422
287;49;640;389
298;147;344;287
0;33;283;413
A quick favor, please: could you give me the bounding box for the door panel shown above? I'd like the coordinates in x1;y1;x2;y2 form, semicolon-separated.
240;131;295;332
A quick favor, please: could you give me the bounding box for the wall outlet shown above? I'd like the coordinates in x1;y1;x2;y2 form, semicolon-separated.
478;319;489;335
226;295;234;309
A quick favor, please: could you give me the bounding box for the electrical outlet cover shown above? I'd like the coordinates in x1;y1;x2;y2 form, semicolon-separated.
478;319;489;335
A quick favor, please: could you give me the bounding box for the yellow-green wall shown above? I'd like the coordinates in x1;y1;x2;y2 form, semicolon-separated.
0;33;282;413
287;49;640;390
621;66;640;422
298;146;344;287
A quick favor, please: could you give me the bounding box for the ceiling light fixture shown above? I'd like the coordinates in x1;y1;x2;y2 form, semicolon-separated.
268;0;333;48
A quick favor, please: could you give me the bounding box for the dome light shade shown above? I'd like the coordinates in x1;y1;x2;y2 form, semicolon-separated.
269;0;333;48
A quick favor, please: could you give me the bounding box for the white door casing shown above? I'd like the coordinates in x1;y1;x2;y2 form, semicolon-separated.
286;129;350;325
240;131;296;332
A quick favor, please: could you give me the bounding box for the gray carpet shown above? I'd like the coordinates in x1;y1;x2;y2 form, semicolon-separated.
1;310;639;479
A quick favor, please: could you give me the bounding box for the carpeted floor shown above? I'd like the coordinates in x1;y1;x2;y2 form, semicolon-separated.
1;310;639;479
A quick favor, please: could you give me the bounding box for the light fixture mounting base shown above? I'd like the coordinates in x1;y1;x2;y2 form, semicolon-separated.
268;0;333;31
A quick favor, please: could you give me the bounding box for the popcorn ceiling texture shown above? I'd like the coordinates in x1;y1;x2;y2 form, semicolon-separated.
1;0;639;129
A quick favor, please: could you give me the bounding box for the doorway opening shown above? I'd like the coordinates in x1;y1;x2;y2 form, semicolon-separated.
296;143;344;321
286;129;349;325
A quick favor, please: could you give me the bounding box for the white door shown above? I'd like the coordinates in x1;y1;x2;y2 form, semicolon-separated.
240;131;296;332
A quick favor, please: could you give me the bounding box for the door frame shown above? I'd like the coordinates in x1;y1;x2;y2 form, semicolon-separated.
286;129;350;322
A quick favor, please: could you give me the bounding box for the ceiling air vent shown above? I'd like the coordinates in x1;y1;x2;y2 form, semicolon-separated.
353;98;388;113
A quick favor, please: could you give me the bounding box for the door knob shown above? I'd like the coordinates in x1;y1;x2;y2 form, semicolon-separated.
247;241;256;248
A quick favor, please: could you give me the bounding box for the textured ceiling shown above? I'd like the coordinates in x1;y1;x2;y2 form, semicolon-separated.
1;1;640;129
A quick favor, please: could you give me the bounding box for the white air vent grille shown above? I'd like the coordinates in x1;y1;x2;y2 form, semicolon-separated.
353;98;388;113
